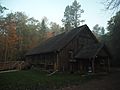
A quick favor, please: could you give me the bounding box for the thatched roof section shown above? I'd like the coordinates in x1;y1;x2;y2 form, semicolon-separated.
75;43;109;59
26;25;89;56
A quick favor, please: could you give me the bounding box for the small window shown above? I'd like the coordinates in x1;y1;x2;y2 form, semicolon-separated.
68;50;74;59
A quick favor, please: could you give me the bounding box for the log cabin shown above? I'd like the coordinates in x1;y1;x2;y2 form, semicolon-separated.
26;25;111;73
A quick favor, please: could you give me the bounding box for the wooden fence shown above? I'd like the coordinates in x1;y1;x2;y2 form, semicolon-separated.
0;61;27;71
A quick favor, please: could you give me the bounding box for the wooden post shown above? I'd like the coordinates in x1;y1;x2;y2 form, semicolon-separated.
44;56;47;70
92;58;95;73
54;62;57;71
104;59;106;72
108;57;110;72
56;53;59;70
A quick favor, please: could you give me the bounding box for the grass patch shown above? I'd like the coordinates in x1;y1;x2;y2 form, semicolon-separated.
0;70;96;90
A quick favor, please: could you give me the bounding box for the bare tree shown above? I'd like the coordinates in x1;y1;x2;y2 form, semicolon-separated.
105;0;120;10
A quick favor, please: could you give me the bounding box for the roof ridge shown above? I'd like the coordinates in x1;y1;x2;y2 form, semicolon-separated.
56;25;87;52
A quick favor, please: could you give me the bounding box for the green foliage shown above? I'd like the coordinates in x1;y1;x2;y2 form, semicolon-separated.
107;11;120;66
92;11;120;67
0;4;8;14
0;11;52;61
62;5;72;31
71;0;84;28
62;0;84;31
50;22;62;35
93;24;105;35
92;24;105;41
40;17;48;40
0;1;62;61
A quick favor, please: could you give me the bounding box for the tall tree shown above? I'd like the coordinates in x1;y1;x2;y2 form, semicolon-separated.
107;11;120;66
71;0;84;28
92;24;105;41
27;17;41;48
0;1;8;61
50;22;61;36
40;17;48;40
93;24;101;35
0;14;18;61
13;12;28;60
62;0;84;31
0;11;59;61
62;5;72;31
5;22;18;61
5;12;41;60
93;24;105;36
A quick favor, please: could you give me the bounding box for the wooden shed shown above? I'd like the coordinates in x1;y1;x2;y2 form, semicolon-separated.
26;25;111;73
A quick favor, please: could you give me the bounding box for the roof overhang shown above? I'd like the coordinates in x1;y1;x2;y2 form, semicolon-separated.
75;43;110;59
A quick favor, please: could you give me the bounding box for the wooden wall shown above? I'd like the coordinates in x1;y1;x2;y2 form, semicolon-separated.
26;28;99;72
58;29;97;72
26;53;57;71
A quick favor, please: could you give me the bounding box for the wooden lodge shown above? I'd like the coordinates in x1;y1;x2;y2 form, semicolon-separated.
26;25;111;73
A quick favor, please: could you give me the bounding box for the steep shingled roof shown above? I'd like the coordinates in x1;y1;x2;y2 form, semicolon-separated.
26;25;89;56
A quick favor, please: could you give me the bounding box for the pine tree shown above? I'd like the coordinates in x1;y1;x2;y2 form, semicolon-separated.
62;0;84;31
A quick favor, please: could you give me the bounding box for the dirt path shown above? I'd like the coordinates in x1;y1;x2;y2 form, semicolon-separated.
59;70;120;90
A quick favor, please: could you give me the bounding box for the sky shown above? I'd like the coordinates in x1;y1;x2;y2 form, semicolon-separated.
2;0;114;30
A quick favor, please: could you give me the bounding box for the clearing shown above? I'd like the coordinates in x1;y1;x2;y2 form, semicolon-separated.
0;69;120;90
0;69;94;90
